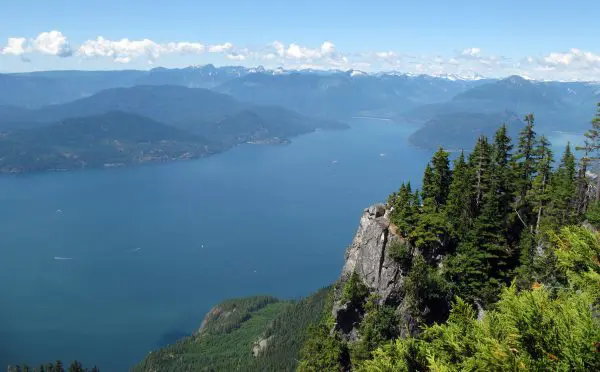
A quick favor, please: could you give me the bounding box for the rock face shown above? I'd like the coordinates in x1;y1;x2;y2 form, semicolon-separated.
332;203;406;339
342;204;405;304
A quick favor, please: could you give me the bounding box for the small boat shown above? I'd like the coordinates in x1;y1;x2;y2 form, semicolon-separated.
53;256;72;260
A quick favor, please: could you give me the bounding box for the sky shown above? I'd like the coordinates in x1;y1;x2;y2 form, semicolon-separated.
1;0;599;80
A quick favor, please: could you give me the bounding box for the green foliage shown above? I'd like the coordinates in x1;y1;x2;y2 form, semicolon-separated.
445;151;473;240
359;225;600;372
133;290;330;372
351;298;401;364
297;323;347;372
404;255;451;326
7;361;98;372
585;200;600;227
387;241;413;270
341;271;369;306
389;182;418;237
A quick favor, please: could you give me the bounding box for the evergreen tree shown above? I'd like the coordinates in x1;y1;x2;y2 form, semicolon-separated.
491;124;514;238
67;361;84;372
421;163;435;204
576;102;600;206
468;136;492;212
430;147;451;209
445;175;509;305
445;151;473;240
390;182;416;236
529;135;553;236
512;113;538;228
547;143;577;227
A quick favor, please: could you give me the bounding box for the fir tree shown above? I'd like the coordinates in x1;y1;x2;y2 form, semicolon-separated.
445;151;473;240
491;124;514;238
390;182;416;236
513;113;537;228
421;163;435;204
529;135;553;236
547;143;577;227
430;147;452;209
468;136;492;212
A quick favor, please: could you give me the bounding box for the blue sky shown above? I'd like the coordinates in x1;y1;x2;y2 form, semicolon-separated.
1;0;599;80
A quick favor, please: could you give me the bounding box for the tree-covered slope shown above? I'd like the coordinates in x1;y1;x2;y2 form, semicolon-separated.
408;110;523;150
133;288;331;372
0;111;213;173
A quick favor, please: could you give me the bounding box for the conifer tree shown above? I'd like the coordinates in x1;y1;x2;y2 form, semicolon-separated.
547;143;577;227
446;174;508;305
430;147;451;208
468;136;492;212
421;163;435;205
529;135;553;236
390;182;416;236
491;124;514;238
513;113;537;227
445;151;473;240
576;102;600;204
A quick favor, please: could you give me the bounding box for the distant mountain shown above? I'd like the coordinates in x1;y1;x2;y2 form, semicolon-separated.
0;86;347;172
214;72;489;120
0;65;251;108
408;111;524;150
402;76;598;133
136;64;251;88
0;85;346;135
0;70;145;108
0;111;213;173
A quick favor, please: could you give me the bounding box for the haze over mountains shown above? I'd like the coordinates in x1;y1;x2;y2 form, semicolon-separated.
0;64;598;173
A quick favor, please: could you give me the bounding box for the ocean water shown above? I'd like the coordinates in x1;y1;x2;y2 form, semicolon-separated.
0;119;433;371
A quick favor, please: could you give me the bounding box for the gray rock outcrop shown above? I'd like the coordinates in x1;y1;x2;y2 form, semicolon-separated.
332;203;407;339
341;204;405;303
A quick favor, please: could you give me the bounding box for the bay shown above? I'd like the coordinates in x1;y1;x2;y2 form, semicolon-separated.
0;119;432;371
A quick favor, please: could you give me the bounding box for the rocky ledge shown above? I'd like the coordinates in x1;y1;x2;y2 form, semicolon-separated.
331;203;412;340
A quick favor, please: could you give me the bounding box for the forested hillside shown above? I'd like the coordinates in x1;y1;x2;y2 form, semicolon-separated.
298;103;600;371
132;288;331;371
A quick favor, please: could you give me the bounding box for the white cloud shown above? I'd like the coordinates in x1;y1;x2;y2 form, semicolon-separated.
461;47;481;57
375;51;396;59
272;41;285;57
33;30;72;57
226;52;246;61
320;41;335;55
76;37;162;62
542;48;600;68
208;42;233;53
164;42;205;54
1;37;27;55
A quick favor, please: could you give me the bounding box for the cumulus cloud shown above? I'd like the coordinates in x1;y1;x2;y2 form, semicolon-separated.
226;52;246;61
33;30;72;57
164;42;205;54
208;42;233;53
76;37;163;62
461;47;481;57
1;37;27;55
542;48;600;68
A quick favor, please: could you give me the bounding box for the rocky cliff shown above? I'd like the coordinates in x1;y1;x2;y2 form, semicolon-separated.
331;203;411;340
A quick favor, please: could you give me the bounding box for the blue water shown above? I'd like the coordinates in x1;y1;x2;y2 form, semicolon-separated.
0;119;433;371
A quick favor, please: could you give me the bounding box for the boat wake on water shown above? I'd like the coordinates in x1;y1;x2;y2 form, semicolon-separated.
53;256;73;260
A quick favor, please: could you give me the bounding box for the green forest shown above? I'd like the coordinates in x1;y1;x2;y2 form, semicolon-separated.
298;104;600;371
6;360;99;372
132;288;331;371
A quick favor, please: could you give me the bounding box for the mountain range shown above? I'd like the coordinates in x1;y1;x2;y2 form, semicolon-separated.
0;65;598;173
